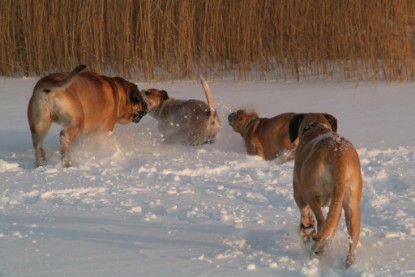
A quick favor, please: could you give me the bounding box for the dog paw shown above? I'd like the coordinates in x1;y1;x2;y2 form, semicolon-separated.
311;242;325;256
345;253;356;268
311;237;332;257
299;224;316;243
35;158;47;167
61;158;72;168
35;153;48;167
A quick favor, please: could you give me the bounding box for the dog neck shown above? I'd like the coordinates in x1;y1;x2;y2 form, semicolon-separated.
241;117;257;134
151;99;172;118
302;122;330;136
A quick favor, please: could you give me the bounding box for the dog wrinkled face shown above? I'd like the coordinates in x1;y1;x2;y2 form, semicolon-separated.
112;77;147;123
228;110;258;132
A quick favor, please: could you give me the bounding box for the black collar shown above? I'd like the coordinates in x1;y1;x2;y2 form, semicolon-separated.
302;122;330;135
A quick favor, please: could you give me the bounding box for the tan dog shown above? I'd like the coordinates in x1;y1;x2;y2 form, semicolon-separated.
143;76;221;145
228;110;297;161
288;113;363;267
28;65;147;167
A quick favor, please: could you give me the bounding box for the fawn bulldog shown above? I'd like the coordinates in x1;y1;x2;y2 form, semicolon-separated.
288;113;363;267
143;76;221;145
228;110;297;161
28;65;147;167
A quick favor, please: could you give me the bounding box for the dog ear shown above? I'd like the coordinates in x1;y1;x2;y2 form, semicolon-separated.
129;85;148;111
128;84;141;103
323;113;337;132
249;111;259;119
160;90;169;101
289;113;305;142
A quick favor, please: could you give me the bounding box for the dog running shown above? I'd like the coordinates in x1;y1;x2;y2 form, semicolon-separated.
288;113;363;267
228;109;297;161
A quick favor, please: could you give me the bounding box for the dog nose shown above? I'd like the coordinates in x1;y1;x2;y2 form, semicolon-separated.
228;113;236;122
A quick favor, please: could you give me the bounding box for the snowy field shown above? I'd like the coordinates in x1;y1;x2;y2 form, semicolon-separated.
0;75;414;276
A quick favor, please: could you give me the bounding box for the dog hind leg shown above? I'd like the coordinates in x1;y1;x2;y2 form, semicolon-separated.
294;179;316;242
308;197;333;256
59;122;83;167
343;187;361;267
298;205;316;242
28;105;51;167
30;122;51;167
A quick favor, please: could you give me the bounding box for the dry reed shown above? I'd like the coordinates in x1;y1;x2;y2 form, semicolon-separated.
1;0;415;81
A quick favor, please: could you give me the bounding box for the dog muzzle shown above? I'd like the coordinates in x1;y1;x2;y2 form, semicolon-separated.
132;92;148;123
228;112;236;122
132;110;147;123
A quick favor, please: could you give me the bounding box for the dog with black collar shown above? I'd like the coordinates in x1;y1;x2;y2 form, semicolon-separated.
288;112;363;267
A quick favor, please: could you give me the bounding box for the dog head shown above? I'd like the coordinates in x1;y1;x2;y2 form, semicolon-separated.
113;77;148;123
142;89;169;115
289;113;337;143
228;109;258;134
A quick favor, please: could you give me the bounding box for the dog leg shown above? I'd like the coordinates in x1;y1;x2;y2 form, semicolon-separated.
298;206;316;242
59;124;82;167
294;179;316;242
312;237;332;257
250;138;265;159
29;118;51;167
31;128;49;167
59;130;72;167
307;197;335;256
307;198;326;234
28;99;52;167
343;191;361;267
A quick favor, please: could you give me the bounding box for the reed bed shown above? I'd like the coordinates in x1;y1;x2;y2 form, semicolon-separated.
1;0;415;81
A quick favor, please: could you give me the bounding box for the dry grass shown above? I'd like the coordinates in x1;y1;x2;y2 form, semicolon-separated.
1;0;415;81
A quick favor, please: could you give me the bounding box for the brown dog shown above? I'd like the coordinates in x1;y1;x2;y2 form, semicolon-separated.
288;113;363;267
228;110;297;161
27;65;147;167
143;76;221;145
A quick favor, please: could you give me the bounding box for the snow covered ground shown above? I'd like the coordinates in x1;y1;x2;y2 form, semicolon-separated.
0;76;414;276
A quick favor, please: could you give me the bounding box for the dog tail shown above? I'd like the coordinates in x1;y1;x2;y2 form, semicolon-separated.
200;75;217;115
60;65;86;86
40;65;86;93
314;158;347;242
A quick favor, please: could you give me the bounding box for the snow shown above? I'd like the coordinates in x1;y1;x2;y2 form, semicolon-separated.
1;76;415;276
